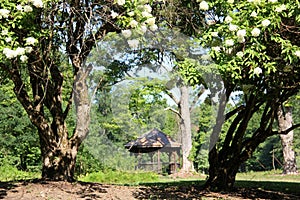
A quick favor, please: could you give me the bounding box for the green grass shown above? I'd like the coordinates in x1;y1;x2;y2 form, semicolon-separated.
78;170;160;185
0;165;40;181
235;170;300;195
236;170;300;182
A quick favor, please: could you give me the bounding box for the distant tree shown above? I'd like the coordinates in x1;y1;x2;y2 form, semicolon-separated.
278;106;298;174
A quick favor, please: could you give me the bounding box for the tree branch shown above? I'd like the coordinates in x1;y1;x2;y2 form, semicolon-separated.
274;123;300;135
164;107;181;118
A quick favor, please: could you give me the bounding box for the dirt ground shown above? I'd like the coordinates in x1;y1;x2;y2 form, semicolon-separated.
1;180;300;200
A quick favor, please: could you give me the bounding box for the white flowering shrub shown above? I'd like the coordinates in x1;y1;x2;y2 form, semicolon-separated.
0;0;47;64
201;0;300;81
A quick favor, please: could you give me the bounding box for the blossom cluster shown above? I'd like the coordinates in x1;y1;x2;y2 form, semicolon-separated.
1;1;44;63
2;37;36;62
113;0;160;49
206;0;298;78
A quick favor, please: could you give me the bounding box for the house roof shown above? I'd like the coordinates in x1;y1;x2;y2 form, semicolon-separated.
125;128;181;153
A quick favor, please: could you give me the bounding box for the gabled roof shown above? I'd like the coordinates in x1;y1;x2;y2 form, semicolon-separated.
125;128;181;153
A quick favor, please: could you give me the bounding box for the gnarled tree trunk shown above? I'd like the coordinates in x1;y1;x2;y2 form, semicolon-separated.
277;106;298;174
204;94;280;191
39;127;79;181
35;66;91;181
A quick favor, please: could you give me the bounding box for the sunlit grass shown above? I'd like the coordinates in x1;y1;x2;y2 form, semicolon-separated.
0;165;40;181
78;170;159;185
236;170;300;182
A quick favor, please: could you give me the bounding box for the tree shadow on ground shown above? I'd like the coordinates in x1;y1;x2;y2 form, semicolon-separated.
0;179;109;200
0;181;18;199
134;180;300;200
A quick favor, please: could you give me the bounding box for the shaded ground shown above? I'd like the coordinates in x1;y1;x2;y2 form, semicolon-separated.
0;180;300;200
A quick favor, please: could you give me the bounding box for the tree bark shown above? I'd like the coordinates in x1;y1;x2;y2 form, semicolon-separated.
179;85;194;172
277;106;298;174
205;147;240;191
40;128;78;181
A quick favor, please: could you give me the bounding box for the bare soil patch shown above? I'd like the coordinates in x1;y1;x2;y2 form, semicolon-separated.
0;180;299;200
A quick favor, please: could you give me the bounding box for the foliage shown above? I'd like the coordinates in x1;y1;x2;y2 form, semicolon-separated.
79;170;159;185
129;79;168;126
0;81;40;171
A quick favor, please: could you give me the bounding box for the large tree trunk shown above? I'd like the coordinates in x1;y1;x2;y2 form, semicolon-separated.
277;106;298;174
40;127;79;181
205;147;240;191
179;85;194;172
37;66;91;181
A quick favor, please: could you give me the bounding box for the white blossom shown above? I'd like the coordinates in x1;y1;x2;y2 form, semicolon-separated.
143;4;152;13
228;0;234;3
268;0;277;3
212;46;221;52
149;24;158;31
15;47;26;56
121;29;132;38
5;37;12;43
237;37;245;43
211;32;218;37
127;39;139;49
25;46;33;53
253;67;262;75
32;0;44;8
224;16;233;23
110;10;119;19
140;25;147;33
236;51;244;57
225;39;234;46
251;28;260;37
199;1;209;11
294;50;300;57
237;29;246;38
261;19;271;27
128;11;135;17
2;30;8;35
145;17;156;26
24;5;33;12
142;11;152;18
275;4;287;13
16;5;23;11
116;0;126;5
25;37;38;45
3;48;17;59
0;9;10;19
229;24;238;31
20;55;28;62
250;11;257;17
129;20;138;28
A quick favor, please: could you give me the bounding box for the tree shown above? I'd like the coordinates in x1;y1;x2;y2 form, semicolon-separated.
195;0;300;190
0;0;158;181
277;106;298;174
150;0;300;190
